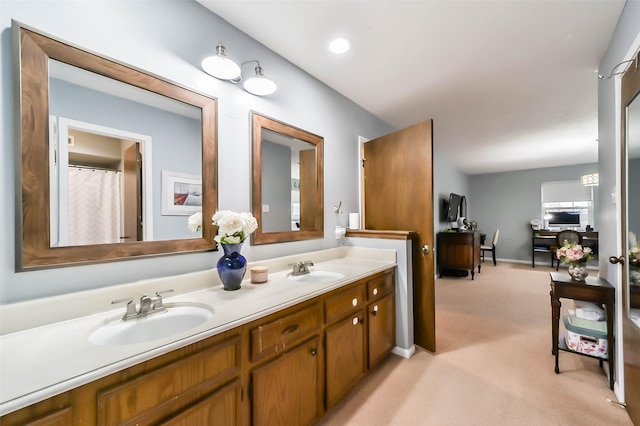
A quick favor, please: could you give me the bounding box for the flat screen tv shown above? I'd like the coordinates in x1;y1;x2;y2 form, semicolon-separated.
548;211;580;226
445;193;462;223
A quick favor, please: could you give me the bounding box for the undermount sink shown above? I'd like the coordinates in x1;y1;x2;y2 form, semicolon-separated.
287;270;345;283
89;303;214;346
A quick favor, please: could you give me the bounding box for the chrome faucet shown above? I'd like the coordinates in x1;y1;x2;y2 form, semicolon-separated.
112;289;174;321
289;260;314;276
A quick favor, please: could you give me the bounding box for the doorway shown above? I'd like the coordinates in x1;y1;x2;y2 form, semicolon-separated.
50;117;153;246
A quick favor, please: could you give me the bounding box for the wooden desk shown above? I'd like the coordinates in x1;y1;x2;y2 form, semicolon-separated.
549;272;615;390
532;231;599;267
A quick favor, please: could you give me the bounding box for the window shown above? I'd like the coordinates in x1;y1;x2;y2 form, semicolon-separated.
541;181;595;230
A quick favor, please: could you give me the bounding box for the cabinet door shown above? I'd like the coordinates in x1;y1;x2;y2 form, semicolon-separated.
368;293;395;368
159;379;241;426
251;336;320;426
325;310;366;407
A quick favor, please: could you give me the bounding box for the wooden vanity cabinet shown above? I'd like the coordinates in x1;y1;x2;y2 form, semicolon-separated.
0;330;242;426
96;334;241;425
324;282;367;407
251;336;321;426
325;269;395;408
367;272;396;368
247;302;323;425
1;268;396;426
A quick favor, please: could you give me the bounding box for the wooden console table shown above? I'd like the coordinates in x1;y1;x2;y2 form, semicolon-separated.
549;272;615;390
437;231;481;280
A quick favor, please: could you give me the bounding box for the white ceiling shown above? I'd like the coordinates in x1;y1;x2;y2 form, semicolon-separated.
197;0;626;175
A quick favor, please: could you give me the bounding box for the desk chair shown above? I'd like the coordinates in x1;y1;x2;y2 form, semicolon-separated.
481;229;499;266
553;230;582;270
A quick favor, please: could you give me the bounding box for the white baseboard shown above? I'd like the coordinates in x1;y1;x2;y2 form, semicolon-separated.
392;345;416;359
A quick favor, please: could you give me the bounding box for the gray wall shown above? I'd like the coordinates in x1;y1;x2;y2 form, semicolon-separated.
468;163;599;264
433;149;469;233
0;0;394;303
261;141;292;232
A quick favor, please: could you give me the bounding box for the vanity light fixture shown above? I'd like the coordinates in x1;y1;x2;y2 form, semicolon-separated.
201;44;277;96
201;44;241;80
242;61;277;96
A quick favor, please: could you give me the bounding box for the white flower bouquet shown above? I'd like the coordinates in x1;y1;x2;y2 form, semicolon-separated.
188;210;258;244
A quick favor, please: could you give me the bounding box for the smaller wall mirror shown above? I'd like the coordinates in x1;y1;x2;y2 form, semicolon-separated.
251;112;324;244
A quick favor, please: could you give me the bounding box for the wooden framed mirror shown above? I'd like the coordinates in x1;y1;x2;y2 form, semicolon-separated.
251;112;324;244
14;22;218;270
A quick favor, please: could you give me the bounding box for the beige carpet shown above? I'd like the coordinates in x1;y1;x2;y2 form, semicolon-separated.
318;262;633;425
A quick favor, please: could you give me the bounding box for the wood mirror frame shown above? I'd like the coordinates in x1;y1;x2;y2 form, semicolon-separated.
251;112;324;244
15;22;218;270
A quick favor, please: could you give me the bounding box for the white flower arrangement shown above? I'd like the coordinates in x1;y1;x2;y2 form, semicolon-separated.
188;210;258;244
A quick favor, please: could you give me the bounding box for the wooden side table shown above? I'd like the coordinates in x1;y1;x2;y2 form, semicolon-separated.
549;272;615;390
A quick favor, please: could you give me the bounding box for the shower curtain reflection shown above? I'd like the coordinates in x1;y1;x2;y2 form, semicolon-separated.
67;167;122;246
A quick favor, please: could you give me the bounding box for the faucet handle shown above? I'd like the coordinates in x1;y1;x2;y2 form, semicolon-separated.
112;297;137;319
152;289;174;310
303;260;314;266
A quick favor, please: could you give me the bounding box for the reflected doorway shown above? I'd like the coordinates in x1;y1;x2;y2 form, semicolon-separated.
50;117;153;246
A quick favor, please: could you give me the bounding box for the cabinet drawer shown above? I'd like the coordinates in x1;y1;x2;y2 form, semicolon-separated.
251;303;321;362
97;335;240;426
367;272;394;301
325;284;366;323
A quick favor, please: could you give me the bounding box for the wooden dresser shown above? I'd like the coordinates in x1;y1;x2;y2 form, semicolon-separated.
437;231;481;280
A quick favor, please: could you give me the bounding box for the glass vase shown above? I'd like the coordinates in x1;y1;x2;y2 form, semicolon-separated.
568;263;589;281
217;242;247;291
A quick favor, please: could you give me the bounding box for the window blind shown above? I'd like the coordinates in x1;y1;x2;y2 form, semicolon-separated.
542;180;592;203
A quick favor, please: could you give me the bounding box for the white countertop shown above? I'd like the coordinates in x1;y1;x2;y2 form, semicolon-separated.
0;247;396;416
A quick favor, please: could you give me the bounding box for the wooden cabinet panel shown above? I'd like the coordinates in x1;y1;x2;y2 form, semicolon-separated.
158;379;241;426
367;271;394;301
24;407;72;426
368;292;395;368
251;336;321;426
325;284;365;323
97;335;240;425
250;303;320;362
325;310;366;407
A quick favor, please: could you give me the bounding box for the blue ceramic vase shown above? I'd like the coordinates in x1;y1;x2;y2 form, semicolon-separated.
217;243;247;291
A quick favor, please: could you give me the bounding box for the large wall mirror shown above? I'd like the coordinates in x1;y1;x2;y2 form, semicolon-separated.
14;22;218;270
251;112;324;244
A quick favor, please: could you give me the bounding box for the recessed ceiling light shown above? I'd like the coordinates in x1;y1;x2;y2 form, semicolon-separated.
329;37;351;54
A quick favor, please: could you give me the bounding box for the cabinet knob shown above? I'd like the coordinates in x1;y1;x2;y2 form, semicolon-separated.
352;298;358;306
373;288;378;296
352;317;359;325
372;305;379;316
310;348;317;356
421;244;430;254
